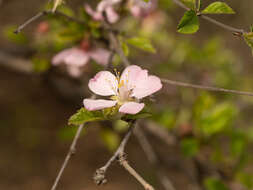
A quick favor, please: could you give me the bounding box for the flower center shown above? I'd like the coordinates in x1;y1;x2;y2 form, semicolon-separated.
110;69;134;105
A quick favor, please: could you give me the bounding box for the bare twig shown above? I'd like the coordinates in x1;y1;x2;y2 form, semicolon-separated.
144;121;177;146
171;0;245;34
94;122;155;190
161;78;253;97
118;152;155;190
51;124;84;190
0;51;33;73
14;10;85;34
93;122;134;185
200;15;245;34
134;124;176;190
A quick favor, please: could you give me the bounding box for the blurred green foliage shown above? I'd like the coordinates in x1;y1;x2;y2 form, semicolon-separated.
204;177;229;190
3;25;28;44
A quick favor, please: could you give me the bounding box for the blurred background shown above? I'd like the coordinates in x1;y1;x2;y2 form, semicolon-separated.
1;0;253;189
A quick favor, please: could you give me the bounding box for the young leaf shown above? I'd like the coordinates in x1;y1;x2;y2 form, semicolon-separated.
122;41;130;56
201;2;235;14
127;37;156;53
3;25;28;45
243;32;253;55
180;0;196;10
177;10;199;34
68;108;106;125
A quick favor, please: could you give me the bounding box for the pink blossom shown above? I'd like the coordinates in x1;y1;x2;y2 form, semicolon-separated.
84;0;120;24
129;0;157;18
52;47;111;77
83;65;162;114
36;21;50;34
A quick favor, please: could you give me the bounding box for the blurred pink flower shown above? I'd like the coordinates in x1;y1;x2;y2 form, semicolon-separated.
36;21;50;34
83;65;162;114
52;47;111;77
129;0;157;18
84;0;121;24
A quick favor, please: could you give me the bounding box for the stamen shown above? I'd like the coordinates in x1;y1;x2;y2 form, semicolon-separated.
118;80;124;88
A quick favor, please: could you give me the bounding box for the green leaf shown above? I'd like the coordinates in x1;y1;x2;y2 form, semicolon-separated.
199;103;237;136
122;112;152;121
243;32;253;55
57;5;75;17
3;25;28;45
180;138;199;157
68;108;106;125
237;172;253;189
127;37;156;53
177;10;199;34
201;2;235;14
230;131;247;158
122;42;130;56
180;0;196;10
204;177;229;190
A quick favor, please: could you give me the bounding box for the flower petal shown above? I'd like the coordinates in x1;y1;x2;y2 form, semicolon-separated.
83;99;117;111
84;4;103;21
97;0;122;12
52;48;90;66
88;71;118;96
89;48;111;65
119;102;145;114
66;65;82;78
105;6;119;23
132;75;162;99
120;65;148;91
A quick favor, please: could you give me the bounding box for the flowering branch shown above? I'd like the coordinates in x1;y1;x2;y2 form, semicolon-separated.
51;124;85;190
103;21;253;97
